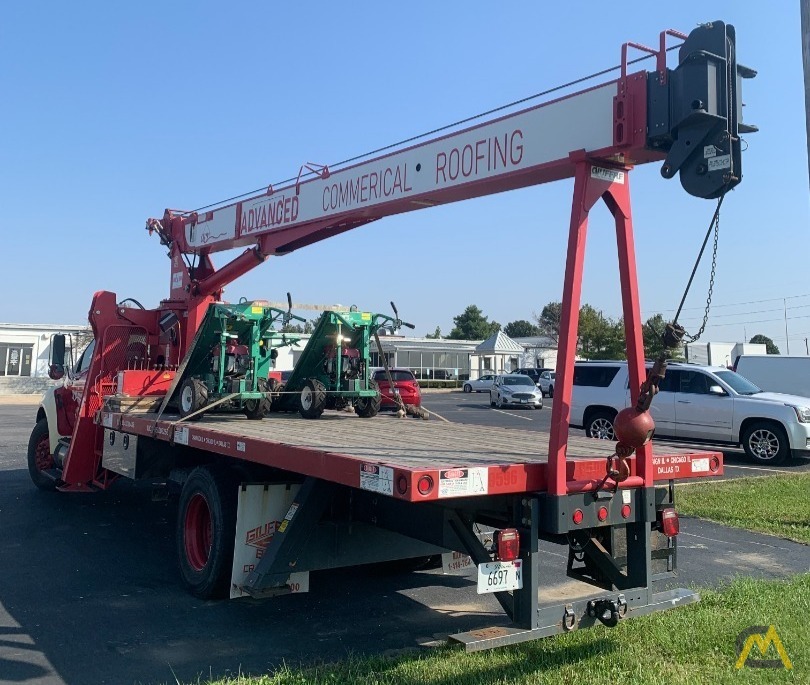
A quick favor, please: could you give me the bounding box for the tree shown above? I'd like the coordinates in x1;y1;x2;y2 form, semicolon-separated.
534;302;562;344
447;305;500;340
749;334;780;355
578;305;625;360
534;300;626;359
504;319;539;338
642;313;685;360
425;326;442;339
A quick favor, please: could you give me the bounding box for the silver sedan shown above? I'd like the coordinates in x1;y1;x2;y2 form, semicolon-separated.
489;374;544;409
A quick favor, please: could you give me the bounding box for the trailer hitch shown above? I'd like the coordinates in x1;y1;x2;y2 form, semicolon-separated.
587;594;627;627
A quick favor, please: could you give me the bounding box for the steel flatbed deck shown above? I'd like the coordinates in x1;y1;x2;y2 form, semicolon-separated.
100;410;723;502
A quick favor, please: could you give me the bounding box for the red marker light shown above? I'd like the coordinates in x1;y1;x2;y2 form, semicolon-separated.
659;507;680;537
416;475;433;496
621;504;631;519
496;528;520;561
597;506;608;522
572;509;584;525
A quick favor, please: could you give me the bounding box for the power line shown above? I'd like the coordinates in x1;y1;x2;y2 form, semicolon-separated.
642;292;810;317
190;46;682;215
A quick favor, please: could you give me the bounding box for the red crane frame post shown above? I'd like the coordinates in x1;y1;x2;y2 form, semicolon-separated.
547;158;651;497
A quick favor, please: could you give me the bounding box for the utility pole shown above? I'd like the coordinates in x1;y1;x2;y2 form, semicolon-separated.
784;298;791;354
802;0;810;187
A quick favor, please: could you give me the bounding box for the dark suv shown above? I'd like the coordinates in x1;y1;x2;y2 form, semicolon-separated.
513;368;543;386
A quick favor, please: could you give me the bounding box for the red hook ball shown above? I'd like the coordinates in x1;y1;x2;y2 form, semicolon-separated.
614;407;655;448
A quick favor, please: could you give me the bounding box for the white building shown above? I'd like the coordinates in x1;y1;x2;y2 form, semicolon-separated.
0;322;558;392
0;323;89;394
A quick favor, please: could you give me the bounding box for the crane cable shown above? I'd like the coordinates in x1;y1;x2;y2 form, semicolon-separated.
189;46;682;216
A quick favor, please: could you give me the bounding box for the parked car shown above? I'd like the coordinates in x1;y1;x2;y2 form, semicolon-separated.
462;374;496;393
570;360;810;464
489;374;543;409
372;368;422;409
537;369;556;397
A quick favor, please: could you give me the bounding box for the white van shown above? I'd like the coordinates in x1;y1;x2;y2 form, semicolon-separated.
734;355;810;398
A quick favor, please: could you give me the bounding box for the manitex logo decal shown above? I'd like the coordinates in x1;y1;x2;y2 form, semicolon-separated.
735;625;792;670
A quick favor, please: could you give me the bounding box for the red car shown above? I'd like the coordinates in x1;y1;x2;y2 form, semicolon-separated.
373;369;421;410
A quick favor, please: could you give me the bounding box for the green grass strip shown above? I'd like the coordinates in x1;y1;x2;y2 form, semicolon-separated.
677;473;810;544
201;574;809;685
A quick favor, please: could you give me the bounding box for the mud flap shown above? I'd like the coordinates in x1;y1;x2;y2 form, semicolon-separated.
230;483;309;598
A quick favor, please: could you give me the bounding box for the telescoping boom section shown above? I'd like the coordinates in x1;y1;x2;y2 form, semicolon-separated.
32;22;754;650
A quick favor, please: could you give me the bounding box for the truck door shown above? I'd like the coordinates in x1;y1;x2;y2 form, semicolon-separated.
646;369;677;437
673;369;733;441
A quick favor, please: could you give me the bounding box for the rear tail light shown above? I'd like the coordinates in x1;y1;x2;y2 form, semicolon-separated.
658;507;680;537
496;528;520;561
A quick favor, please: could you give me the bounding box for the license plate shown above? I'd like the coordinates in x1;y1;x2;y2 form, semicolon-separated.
521;399;528;403
477;560;523;594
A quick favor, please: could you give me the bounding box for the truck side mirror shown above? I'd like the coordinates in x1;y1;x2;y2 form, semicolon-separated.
708;384;726;396
49;334;66;380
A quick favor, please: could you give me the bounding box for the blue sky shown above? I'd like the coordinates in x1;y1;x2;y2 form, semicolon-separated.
1;2;807;352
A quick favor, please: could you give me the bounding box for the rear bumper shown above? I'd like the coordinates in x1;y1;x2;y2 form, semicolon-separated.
500;397;543;408
380;392;421;409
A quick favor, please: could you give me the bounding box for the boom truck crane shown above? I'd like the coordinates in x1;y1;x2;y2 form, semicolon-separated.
30;21;754;649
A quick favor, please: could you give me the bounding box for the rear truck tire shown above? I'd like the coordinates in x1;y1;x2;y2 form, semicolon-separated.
490;397;496;407
243;378;272;420
585;410;617;440
355;381;381;418
179;378;208;420
742;421;790;465
548;385;554;398
27;419;57;491
176;465;239;599
299;378;327;419
463;384;472;393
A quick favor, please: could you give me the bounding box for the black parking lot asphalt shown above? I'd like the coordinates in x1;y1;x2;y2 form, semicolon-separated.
1;402;808;684
422;392;810;480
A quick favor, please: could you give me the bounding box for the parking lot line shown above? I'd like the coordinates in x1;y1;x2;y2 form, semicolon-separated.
490;408;533;421
722;464;789;474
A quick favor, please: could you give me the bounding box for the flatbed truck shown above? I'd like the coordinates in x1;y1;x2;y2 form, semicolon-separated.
28;21;752;650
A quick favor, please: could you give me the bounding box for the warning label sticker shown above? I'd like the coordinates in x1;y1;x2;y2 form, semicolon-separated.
359;464;394;496
438;467;488;498
590;166;625;184
708;154;731;171
174;427;189;445
691;457;710;473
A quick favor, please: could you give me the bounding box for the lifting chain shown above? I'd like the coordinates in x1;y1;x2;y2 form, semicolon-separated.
637;191;727;413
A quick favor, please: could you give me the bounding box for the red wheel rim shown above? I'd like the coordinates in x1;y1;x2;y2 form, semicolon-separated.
35;434;54;472
184;493;213;571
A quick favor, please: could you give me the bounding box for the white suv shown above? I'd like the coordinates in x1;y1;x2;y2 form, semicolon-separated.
570;361;810;465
